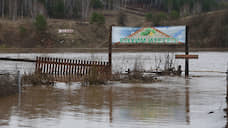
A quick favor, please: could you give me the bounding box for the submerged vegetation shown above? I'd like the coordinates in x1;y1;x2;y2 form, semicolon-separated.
82;67;108;86
0;72;18;97
22;72;54;86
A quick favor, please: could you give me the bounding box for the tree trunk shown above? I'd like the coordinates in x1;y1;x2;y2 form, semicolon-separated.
2;0;4;18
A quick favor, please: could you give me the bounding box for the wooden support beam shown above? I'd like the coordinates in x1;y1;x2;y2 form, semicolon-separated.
0;57;35;62
175;55;199;59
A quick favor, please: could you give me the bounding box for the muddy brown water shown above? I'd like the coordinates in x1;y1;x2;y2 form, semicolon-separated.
0;52;227;128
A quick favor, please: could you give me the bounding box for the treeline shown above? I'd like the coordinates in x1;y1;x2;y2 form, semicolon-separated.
0;0;224;20
123;0;221;16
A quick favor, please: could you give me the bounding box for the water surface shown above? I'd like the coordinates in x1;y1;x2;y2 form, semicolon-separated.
0;52;227;128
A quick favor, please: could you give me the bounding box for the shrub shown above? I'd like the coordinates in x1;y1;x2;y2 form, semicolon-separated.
19;26;27;34
170;10;179;19
34;14;47;32
0;44;7;48
145;13;153;21
90;12;105;24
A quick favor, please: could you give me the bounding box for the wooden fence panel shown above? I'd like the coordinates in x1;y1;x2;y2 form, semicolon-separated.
35;57;110;82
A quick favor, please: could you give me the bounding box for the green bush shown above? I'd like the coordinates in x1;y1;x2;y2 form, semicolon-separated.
34;14;47;32
19;26;27;34
170;10;179;19
90;12;105;24
0;44;7;48
145;13;153;21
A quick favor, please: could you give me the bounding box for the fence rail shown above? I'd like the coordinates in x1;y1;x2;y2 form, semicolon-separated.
35;57;110;81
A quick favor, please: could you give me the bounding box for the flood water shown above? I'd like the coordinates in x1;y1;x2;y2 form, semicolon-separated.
0;52;227;128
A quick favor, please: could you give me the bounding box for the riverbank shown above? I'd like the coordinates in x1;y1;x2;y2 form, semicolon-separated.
0;48;228;53
0;9;228;49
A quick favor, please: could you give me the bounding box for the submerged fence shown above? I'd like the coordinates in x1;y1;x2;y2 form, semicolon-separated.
35;57;111;81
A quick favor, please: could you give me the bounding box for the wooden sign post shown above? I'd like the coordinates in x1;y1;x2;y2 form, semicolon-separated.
175;26;199;77
108;25;113;79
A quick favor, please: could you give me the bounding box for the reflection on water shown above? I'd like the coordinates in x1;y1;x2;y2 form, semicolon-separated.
0;52;227;128
0;76;226;128
185;79;190;125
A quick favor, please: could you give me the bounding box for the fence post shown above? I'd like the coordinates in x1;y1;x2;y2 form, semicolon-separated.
226;68;228;101
109;25;113;80
35;57;38;73
185;25;189;77
75;60;78;76
17;70;21;94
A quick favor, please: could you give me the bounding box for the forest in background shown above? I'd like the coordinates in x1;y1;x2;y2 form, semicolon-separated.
0;0;228;49
0;0;227;20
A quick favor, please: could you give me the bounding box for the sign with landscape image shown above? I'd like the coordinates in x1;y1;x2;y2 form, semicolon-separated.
112;26;186;44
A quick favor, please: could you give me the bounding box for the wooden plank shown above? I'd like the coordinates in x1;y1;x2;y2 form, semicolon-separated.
82;60;85;75
68;59;71;75
71;60;74;75
88;61;92;75
43;57;47;74
69;59;72;75
66;59;69;75
47;57;50;74
60;58;63;76
83;60;86;75
85;60;88;75
40;57;43;73
49;58;52;74
56;58;59;76
0;57;36;62
75;60;78;76
52;58;55;75
58;58;61;76
78;60;81;76
54;58;57;75
175;55;199;59
63;59;66;75
35;57;38;72
36;57;40;72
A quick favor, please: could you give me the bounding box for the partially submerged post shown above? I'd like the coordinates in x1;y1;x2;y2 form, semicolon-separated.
226;67;228;101
185;26;189;77
17;70;21;107
175;26;199;77
17;70;21;94
108;25;113;79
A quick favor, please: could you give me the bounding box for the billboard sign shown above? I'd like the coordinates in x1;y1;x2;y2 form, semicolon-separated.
112;26;186;44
